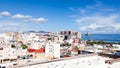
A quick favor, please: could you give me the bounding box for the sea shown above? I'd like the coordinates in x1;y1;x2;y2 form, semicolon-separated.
82;34;120;42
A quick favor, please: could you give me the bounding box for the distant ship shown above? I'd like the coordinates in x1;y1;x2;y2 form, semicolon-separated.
85;32;90;36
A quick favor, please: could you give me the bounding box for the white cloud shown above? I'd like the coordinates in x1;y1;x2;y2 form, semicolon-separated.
12;14;32;19
80;23;120;33
113;24;120;30
0;22;20;27
0;11;47;32
77;1;117;17
0;11;47;23
31;18;47;23
77;14;120;33
70;1;120;33
0;22;27;32
11;13;47;23
0;11;11;16
76;14;119;24
80;23;102;31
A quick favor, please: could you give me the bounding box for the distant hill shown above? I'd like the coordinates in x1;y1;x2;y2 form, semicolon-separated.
24;30;48;33
28;31;36;33
38;31;48;33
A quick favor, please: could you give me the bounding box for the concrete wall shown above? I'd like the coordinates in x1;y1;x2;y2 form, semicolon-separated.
20;56;120;68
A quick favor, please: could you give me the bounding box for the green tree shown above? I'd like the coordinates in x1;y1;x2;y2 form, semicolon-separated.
60;43;71;47
21;44;27;49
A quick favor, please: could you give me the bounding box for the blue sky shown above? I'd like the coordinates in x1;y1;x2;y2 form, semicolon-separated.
0;0;120;34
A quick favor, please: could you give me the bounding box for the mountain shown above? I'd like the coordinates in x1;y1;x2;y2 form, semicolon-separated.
28;31;36;33
37;31;48;33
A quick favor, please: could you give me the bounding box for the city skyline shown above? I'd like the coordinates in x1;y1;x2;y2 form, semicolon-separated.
0;0;120;34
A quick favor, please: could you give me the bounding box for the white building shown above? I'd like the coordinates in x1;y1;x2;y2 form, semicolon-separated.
45;41;60;58
112;44;120;49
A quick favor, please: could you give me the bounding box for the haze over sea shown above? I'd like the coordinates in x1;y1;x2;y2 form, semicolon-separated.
82;34;120;42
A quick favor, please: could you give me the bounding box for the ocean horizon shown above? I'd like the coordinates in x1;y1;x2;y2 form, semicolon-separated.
82;34;120;42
